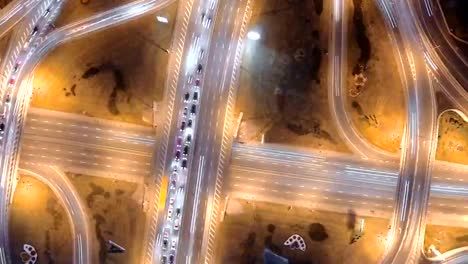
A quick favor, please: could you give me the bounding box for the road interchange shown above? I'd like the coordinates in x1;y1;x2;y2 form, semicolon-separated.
0;0;468;263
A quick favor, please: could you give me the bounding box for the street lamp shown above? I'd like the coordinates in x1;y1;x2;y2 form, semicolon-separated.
247;30;261;41
156;16;169;24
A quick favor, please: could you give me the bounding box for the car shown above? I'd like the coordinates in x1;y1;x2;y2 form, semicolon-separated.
175;150;181;161
167;208;173;221
182;107;188;117
185;135;192;145
197;64;203;74
170;197;175;205
174;218;180;230
169;255;175;264
187;119;193;128
172;166;178;172
194;36;200;49
204;17;212;28
190;105;196;115
176;136;182;147
183;145;189;156
187;75;193;84
13;62;21;73
180;121;186;131
199;49;205;60
181;159;187;169
195;79;200;86
0;122;4;133
31;26;39;36
201;12;206;23
193;91;198;102
171;239;177;250
8;78;14;85
176;208;181;217
5;94;11;104
170;179;176;189
162;239;168;251
161;256;167;264
171;172;178;181
184;92;190;102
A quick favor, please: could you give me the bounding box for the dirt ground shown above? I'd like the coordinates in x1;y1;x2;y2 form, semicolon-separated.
424;224;468;257
345;0;405;153
215;198;389;264
9;176;73;264
435;111;468;165
235;0;349;153
0;0;13;8
0;31;12;61
55;0;139;27
32;1;178;125
67;173;146;264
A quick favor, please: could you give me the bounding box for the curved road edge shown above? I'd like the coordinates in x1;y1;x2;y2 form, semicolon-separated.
18;165;91;264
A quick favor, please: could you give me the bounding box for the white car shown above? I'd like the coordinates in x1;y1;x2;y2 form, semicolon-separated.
167;208;173;221
203;17;212;28
174;218;180;230
169;197;175;205
193;36;200;49
171;239;177;250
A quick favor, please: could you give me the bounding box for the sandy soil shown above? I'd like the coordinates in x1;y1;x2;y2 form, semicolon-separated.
32;2;178;125
424;224;468;257
436;111;468;165
345;0;405;153
235;0;349;153
9;176;73;264
67;173;146;264
215;198;389;264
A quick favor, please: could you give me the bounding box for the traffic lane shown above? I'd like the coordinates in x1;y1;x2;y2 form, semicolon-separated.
28;108;155;139
188;0;248;261
0;0;41;38
232;143;399;171
24;118;155;148
23;126;155;153
153;0;208;260
227;168;395;199
20;139;151;167
24;117;155;145
22;132;153;156
230;156;397;185
232;146;468;188
20;141;151;177
176;0;243;261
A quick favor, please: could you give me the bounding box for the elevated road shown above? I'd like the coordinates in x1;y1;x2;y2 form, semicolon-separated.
20;108;154;182
175;0;250;263
0;0;42;38
330;0;395;160
19;165;91;264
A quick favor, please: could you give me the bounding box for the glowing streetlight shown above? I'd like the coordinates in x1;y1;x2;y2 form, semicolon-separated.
156;16;169;24
247;30;261;40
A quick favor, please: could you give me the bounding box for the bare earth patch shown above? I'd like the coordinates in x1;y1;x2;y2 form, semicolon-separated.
346;0;405;153
424;224;468;257
32;2;178;125
9;176;73;264
67;173;146;264
436;111;468;165
216;199;389;264
235;0;348;153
